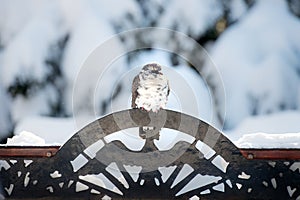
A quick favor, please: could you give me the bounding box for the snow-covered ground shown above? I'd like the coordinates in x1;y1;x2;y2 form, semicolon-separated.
1;0;300;149
235;132;300;148
226;111;300;148
226;111;300;141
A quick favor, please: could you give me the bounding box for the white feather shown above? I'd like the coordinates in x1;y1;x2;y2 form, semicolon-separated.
135;72;169;112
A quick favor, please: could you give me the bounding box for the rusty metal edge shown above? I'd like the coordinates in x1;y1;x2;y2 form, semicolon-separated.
0;146;60;158
0;146;299;160
239;148;300;160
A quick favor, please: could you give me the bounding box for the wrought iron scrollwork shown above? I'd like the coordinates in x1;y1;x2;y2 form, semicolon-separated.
0;109;299;199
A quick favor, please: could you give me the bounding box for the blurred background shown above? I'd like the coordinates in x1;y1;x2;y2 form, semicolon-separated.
0;0;300;145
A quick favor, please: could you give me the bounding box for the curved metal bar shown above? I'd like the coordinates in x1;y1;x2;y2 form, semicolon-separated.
0;109;299;199
58;109;239;159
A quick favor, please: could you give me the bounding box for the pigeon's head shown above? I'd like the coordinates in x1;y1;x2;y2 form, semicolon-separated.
142;63;162;74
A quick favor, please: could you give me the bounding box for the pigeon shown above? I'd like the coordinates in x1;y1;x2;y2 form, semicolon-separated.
132;63;170;112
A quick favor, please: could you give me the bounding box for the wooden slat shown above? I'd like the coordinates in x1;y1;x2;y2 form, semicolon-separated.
240;148;300;160
0;146;60;157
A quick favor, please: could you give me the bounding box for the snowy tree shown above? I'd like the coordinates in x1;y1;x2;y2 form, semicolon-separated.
0;1;66;122
0;82;12;140
0;0;300;143
204;0;300;129
0;0;140;140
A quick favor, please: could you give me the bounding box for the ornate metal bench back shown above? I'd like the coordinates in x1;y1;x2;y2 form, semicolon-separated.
0;109;299;199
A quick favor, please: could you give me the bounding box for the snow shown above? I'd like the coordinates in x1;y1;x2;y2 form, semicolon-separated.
227;0;247;22
10;86;58;122
61;5;115;82
228;111;300;137
1;3;62;87
0;1;64;122
89;0;141;30
0;83;12;138
14;116;78;145
235;132;300;149
61;3;127;116
226;111;300;148
5;131;45;146
0;0;52;45
137;0;167;26
59;0;140;31
159;0;223;38
205;0;300;129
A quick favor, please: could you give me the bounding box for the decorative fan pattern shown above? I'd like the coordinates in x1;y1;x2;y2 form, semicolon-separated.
0;109;299;199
